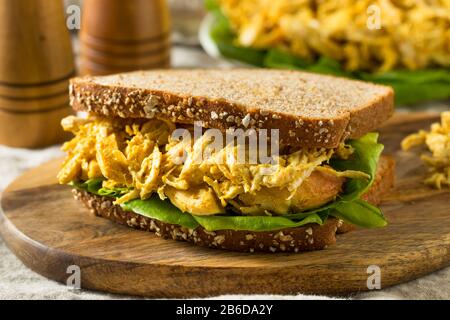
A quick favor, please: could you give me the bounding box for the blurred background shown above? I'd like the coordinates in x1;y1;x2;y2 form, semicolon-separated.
68;0;224;70
0;0;448;149
67;0;206;46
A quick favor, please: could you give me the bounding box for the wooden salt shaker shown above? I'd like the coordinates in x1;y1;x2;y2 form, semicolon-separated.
80;0;171;76
0;0;75;148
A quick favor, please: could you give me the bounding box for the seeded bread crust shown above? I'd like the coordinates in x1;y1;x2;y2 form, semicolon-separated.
72;155;395;253
73;188;342;253
69;69;394;149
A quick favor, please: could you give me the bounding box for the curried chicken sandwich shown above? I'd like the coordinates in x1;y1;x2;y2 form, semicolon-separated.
59;69;395;252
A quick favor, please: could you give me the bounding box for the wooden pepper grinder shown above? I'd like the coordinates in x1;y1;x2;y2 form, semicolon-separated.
80;0;171;76
0;0;75;148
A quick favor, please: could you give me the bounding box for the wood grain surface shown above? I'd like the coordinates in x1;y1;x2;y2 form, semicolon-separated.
80;32;171;55
0;78;70;100
1;112;449;298
79;57;171;76
0;106;73;148
0;0;74;148
79;0;171;76
81;0;171;41
0;0;74;84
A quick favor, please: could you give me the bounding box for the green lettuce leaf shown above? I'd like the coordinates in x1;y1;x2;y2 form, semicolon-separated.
370;81;450;106
332;199;387;228
70;178;104;195
98;186;132;198
70;178;133;198
358;69;450;84
122;196;200;230
193;213;324;232
204;0;220;10
331;132;384;200
263;48;311;70
265;49;348;77
206;6;450;105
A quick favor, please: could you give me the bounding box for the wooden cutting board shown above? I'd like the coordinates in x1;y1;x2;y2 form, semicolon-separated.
1;112;450;298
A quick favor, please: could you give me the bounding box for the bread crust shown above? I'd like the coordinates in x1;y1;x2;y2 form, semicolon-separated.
72;155;395;253
69;69;394;149
74;188;341;253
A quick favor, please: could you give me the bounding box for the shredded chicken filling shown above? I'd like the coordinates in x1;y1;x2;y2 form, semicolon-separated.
218;0;450;72
58;116;369;216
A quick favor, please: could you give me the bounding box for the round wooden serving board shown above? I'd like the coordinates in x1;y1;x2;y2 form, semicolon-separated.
1;112;450;298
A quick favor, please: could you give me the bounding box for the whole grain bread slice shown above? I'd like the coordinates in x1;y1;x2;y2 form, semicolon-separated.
73;155;395;253
69;69;394;148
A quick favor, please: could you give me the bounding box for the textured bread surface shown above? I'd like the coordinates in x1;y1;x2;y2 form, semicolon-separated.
73;189;341;253
70;69;394;148
72;155;395;253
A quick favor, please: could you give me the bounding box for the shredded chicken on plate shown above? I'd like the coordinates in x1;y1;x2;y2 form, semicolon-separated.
219;0;450;72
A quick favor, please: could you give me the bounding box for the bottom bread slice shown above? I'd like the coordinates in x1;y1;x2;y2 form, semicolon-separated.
73;155;395;253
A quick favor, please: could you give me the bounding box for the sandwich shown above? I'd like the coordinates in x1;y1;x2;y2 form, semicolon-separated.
58;69;395;253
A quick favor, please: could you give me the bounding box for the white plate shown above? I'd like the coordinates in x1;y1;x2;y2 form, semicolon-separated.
198;13;254;68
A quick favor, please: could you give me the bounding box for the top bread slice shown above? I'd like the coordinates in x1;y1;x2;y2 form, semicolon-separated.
69;69;394;148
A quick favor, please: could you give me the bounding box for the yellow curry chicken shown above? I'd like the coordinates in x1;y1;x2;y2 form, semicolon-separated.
402;111;450;189
58;115;369;216
218;0;450;72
